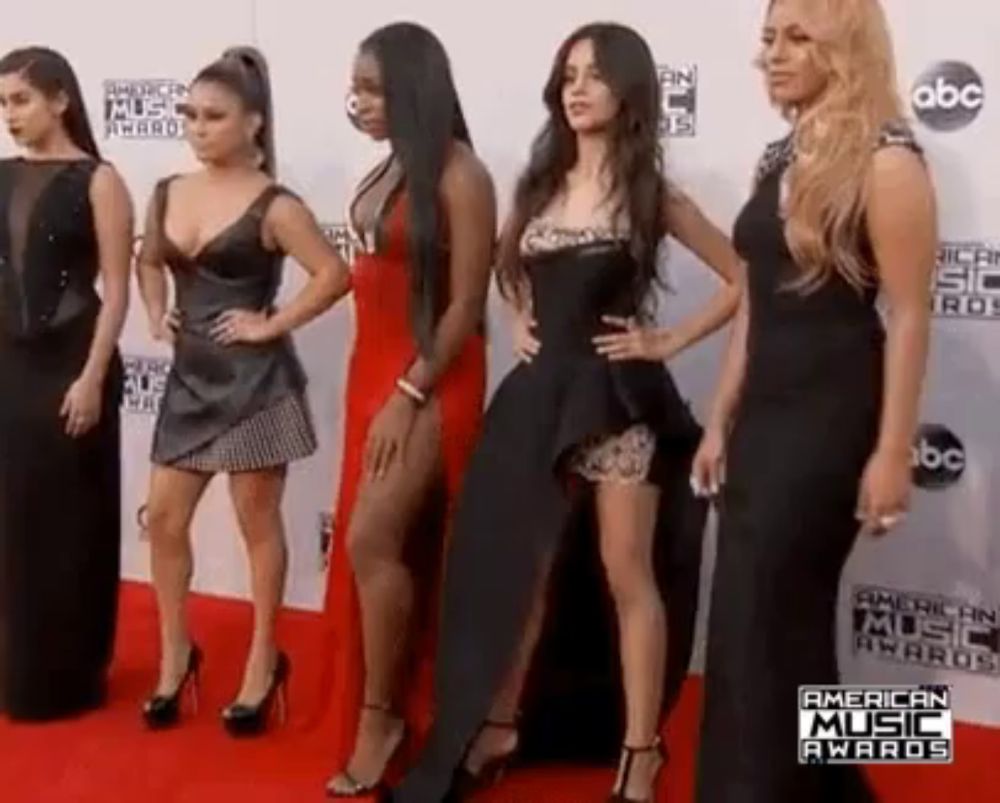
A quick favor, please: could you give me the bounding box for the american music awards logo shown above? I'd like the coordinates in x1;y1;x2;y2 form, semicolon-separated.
853;585;1000;677
657;64;698;138
104;79;187;139
121;354;171;415
934;241;1000;320
320;223;358;265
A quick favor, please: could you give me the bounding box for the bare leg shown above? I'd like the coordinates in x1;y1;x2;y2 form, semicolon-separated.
146;465;211;696
597;480;666;800
228;466;288;704
327;402;442;793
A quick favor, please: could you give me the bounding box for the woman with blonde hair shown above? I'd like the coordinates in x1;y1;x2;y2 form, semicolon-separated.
693;0;936;800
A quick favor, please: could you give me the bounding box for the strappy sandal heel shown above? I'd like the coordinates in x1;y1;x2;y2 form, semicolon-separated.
607;736;667;802
325;701;407;798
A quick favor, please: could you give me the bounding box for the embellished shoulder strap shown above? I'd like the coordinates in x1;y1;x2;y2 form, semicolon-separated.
875;120;923;156
754;135;794;185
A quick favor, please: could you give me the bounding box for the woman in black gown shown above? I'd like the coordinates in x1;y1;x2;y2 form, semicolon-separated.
693;1;937;801
0;47;133;720
389;24;743;803
136;47;350;734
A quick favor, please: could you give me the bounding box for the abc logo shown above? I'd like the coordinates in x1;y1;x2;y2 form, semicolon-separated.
911;424;965;489
911;62;984;132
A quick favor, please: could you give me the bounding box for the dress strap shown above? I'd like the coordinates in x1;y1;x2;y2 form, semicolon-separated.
153;175;180;229
245;184;298;223
753;135;793;185
875;120;923;156
138;174;179;266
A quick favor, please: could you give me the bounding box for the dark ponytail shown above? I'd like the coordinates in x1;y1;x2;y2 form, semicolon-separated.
194;46;275;175
0;46;100;159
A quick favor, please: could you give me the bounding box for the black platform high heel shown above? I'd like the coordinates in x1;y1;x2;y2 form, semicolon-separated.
607;737;667;803
325;701;407;798
141;643;203;730
220;650;290;737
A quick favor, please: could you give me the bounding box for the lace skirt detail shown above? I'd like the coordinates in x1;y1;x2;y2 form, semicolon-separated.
166;392;317;473
569;424;656;484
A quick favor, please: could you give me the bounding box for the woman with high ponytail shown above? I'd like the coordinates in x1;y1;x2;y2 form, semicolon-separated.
0;46;132;719
135;46;352;736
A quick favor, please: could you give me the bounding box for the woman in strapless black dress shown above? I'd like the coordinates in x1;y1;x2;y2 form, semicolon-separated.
0;48;133;720
693;2;937;801
135;47;351;735
388;24;743;803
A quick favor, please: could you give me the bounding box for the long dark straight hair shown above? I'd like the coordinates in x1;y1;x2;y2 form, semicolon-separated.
496;23;668;311
361;22;472;354
193;46;275;176
0;46;100;158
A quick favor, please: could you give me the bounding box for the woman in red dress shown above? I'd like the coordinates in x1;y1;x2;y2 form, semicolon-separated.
323;23;496;797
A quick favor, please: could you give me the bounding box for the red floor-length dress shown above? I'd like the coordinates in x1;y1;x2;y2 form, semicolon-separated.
320;192;486;777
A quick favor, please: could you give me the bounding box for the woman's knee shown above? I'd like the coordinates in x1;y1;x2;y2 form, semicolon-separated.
145;499;190;550
347;517;404;581
602;543;658;609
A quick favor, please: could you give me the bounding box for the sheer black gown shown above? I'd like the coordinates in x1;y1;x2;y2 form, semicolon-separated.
0;158;122;720
390;239;708;802
696;123;922;803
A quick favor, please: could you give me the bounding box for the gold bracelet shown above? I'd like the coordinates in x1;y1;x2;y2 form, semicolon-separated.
395;377;427;406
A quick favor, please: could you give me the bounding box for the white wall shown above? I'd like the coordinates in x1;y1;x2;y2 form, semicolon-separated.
3;0;997;726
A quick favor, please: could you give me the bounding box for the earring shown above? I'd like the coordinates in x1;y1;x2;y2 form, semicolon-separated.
345;91;362;130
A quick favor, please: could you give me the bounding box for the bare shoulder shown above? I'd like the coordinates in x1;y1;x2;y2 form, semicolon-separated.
441;141;495;200
89;163;133;211
90;162;127;194
871;121;927;186
265;190;313;227
870;144;928;189
868;150;933;225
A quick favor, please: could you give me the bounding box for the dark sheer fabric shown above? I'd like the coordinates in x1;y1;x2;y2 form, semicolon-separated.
0;159;102;338
0;157;121;720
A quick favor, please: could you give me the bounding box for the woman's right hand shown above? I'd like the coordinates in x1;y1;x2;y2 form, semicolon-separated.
691;424;726;498
151;308;181;344
511;310;541;363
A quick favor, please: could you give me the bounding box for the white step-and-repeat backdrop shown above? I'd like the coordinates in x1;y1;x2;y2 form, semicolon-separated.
4;0;997;727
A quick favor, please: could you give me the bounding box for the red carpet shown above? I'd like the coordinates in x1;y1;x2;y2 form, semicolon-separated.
0;582;994;802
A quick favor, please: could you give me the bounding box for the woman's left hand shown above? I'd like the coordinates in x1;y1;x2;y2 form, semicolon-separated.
364;392;419;481
60;373;103;438
211;309;273;345
856;448;912;536
593;315;675;361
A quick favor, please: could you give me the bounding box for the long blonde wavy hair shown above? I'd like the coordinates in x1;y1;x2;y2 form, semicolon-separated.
760;0;904;292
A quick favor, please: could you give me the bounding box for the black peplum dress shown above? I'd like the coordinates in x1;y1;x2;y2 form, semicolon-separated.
696;123;922;803
0;157;122;720
391;238;708;802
